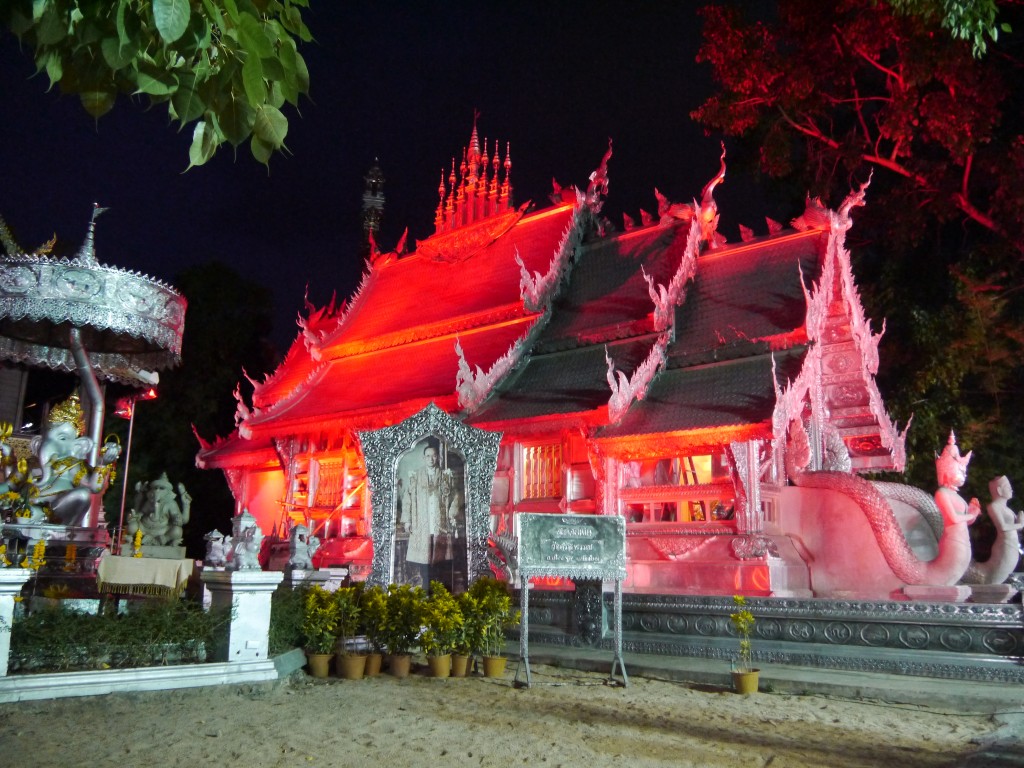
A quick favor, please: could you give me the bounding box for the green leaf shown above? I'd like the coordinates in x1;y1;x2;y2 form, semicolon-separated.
80;89;115;118
172;84;205;126
7;9;34;36
239;12;273;58
153;0;190;44
295;50;309;93
260;55;284;82
222;0;240;24
43;52;62;88
241;53;266;106
217;96;255;146
101;37;132;70
135;69;179;97
267;80;286;109
116;0;129;45
36;5;67;45
200;0;225;30
253;104;288;149
188;119;220;169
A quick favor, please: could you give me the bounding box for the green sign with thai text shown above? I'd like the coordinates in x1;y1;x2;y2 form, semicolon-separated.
516;513;626;580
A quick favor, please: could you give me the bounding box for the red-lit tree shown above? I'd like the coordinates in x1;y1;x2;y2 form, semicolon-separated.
693;1;1024;499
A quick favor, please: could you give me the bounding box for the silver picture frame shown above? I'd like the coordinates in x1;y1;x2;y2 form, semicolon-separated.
358;403;502;587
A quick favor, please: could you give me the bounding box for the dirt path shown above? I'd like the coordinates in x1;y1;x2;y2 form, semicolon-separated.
0;664;1000;767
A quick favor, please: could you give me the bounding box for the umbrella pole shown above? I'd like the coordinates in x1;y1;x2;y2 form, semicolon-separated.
69;328;106;530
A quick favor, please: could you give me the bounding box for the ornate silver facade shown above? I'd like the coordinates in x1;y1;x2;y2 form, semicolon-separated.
357;403;501;587
522;591;1024;683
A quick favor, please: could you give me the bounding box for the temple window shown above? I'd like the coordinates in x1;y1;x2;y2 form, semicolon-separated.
518;441;563;500
618;452;734;525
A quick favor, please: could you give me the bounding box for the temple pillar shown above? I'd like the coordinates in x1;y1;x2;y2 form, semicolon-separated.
201;569;283;663
0;569;32;676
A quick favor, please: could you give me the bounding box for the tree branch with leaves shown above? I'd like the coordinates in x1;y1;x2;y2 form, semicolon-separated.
692;1;1021;251
2;0;312;167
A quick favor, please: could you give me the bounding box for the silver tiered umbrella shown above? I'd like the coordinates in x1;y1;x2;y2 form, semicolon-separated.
0;205;187;528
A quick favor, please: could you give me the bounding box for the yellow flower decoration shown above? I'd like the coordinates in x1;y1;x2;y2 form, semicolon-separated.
132;529;144;558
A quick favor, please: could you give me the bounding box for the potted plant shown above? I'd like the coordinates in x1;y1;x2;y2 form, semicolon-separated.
470;577;520;677
381;583;426;677
420;581;463;678
333;584;366;680
729;594;759;694
300;585;339;678
453;590;483;677
360;584;388;676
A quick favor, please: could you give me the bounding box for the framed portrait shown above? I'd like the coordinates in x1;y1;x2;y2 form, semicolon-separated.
358;404;501;588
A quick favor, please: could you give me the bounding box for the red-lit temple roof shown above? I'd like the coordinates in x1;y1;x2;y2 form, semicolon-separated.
321;204;573;356
242;317;533;435
198;131;904;476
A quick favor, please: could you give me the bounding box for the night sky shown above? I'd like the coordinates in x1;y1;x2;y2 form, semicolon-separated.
1;3;768;355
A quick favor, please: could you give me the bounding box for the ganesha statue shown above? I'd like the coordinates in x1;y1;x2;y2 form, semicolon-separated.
0;393;120;527
126;473;192;547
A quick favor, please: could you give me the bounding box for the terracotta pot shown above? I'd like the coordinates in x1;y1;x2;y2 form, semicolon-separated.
427;654;452;678
365;652;384;677
482;655;507;678
337;653;368;680
388;653;412;678
306;652;333;679
450;653;471;678
731;669;760;695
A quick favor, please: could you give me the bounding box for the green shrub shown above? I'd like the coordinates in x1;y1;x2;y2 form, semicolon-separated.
268;586;307;656
9;598;231;673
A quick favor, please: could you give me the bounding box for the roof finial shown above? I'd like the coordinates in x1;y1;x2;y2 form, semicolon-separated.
501;142;512;200
470;109;481;159
74;202;109;264
700;141;727;207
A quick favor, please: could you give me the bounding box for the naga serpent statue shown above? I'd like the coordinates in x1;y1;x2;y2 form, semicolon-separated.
785;420;989;587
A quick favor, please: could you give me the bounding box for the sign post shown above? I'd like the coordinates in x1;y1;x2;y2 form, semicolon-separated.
513;513;628;687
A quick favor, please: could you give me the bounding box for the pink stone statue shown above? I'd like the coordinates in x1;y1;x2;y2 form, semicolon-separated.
961;475;1024;585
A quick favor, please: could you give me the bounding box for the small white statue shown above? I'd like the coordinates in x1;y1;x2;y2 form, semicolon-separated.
203;529;230;568
286;523;320;571
227;510;263;571
962;476;1024;585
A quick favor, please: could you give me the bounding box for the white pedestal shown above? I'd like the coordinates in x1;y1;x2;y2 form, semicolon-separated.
201;569;284;663
903;584;972;602
967;584;1019;603
281;569;331;590
0;569;32;676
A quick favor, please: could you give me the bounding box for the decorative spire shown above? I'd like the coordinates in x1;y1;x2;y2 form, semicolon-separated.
501;142;512;203
431;119;516;234
361;158;385;260
435;170;447;230
74;202;108;264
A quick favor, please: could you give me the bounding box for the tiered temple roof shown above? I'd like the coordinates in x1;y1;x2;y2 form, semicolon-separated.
198;124;903;476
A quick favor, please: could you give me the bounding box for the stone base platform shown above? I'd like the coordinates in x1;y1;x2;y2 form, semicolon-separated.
520;589;1024;683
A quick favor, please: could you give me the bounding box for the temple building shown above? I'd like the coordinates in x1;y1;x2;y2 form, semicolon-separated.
197;122;910;598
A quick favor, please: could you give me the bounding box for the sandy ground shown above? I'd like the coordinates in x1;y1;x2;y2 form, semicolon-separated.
0;662;1012;768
